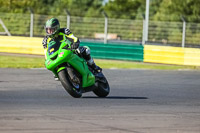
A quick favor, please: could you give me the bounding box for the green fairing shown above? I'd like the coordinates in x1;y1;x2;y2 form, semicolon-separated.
45;40;95;88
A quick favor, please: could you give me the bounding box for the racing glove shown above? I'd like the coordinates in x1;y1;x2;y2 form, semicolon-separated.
71;40;80;49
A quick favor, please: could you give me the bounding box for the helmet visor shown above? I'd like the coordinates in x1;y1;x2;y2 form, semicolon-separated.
46;27;56;35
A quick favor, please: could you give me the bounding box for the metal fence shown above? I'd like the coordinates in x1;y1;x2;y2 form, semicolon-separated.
0;12;200;48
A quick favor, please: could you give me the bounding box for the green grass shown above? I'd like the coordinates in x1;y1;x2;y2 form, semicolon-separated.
95;59;200;70
0;55;200;70
0;55;45;68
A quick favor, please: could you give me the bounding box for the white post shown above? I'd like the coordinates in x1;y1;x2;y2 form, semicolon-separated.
103;11;108;44
67;14;70;29
29;8;34;37
142;14;145;45
30;13;33;37
65;9;70;29
145;0;149;42
0;19;11;36
104;17;108;44
181;19;186;48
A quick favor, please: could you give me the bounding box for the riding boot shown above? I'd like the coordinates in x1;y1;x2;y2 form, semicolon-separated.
87;58;102;72
78;46;102;72
54;75;59;81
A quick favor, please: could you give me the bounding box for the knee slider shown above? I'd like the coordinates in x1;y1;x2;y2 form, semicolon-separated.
85;47;90;55
77;46;86;54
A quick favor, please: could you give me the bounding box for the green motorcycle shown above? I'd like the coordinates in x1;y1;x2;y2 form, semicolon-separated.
45;39;110;98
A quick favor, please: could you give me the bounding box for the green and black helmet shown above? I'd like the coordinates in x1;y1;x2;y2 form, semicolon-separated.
45;18;60;37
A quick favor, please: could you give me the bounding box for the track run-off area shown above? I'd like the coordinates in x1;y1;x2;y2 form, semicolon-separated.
0;68;200;133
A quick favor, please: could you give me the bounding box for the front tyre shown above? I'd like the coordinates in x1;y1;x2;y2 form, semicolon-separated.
93;73;110;97
58;69;82;98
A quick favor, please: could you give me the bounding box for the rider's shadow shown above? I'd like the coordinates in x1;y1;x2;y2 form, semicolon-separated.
82;96;148;99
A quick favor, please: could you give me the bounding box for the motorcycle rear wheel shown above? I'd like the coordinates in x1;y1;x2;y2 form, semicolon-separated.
58;69;82;98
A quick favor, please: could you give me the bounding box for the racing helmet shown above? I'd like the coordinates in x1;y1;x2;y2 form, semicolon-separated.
45;18;60;37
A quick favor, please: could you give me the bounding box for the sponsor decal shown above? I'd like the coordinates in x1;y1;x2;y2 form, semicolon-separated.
47;61;51;65
59;52;64;57
50;48;54;53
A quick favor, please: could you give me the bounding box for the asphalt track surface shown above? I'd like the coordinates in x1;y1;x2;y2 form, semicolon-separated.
0;68;200;133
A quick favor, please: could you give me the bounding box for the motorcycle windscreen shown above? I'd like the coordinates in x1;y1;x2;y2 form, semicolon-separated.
48;40;62;55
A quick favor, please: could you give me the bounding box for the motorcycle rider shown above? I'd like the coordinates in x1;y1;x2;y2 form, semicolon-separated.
42;18;102;80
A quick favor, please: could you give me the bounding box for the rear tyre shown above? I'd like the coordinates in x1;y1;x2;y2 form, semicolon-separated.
58;69;82;98
93;74;110;97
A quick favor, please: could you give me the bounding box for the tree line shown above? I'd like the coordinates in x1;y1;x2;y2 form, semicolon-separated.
0;0;200;22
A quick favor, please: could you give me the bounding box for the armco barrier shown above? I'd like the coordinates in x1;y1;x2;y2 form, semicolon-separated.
184;48;200;66
0;36;143;61
144;45;184;65
0;36;43;55
80;42;144;61
1;36;200;66
144;45;200;66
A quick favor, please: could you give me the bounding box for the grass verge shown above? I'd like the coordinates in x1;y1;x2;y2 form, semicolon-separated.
0;54;200;70
0;55;45;68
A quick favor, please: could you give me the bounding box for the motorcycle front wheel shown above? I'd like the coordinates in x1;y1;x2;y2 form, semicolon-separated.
93;73;110;97
58;69;82;98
